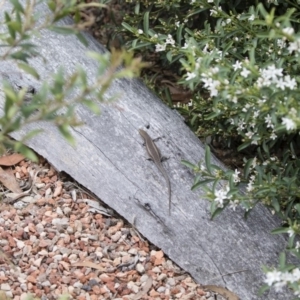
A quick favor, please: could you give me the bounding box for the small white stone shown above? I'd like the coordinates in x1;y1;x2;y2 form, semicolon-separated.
127;281;139;293
73;281;83;288
33;257;43;267
152;266;161;273
53;255;62;261
128;248;138;255
35;183;45;189
136;263;145;274
35;223;44;233
157;286;166;293
167;277;176;286
56;207;63;216
140;274;149;282
0;283;10;290
41;280;51;287
15;239;25;249
20;283;27;291
157;273;167;281
63;207;72;216
52;218;69;228
111;231;122;242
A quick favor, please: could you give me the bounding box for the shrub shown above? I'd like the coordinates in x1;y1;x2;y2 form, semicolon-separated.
121;0;300;297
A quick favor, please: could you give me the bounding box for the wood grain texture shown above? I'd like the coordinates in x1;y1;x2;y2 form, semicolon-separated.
0;2;295;299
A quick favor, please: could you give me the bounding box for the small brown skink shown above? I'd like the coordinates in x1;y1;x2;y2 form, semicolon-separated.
138;129;171;215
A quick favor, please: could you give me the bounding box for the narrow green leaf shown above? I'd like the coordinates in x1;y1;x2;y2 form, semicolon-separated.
271;227;289;234
192;179;215;191
237;142;251;152
75;32;88;47
122;22;135;33
17;62;40;79
10;0;24;13
166;51;172;62
279;252;286;269
181;160;197;170
82;100;100;114
50;26;76;35
14;144;38;162
58;125;75;145
134;2;140;14
205;110;221;120
205;145;212;175
143;11;149;36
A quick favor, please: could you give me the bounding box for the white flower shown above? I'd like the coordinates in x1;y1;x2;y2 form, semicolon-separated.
175;21;180;27
248;14;255;21
284;75;297;89
264;114;274;129
155;44;166;52
202;77;220;97
270;132;277;140
207;0;214;2
166;34;175;46
137;29;143;34
265;270;282;286
241;68;251;78
292;268;300;281
245;131;254;139
233;169;241;183
186;72;196;81
233;60;242;71
282;117;296;131
288;228;295;237
288;39;300;53
282;27;295;36
182;42;189;49
229;200;239;211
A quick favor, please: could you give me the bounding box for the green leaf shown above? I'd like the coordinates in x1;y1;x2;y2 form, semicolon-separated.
122;22;135;34
205;145;212;175
75;32;88;47
244;158;253;179
17;62;40;79
181;160;197;170
82;100;100;114
204;111;221;120
58;125;75;145
49;26;76;35
143;11;149;36
279;252;286;269
192;179;215;191
14;144;38;162
134;2;140;14
10;0;24;13
271;227;289;234
166;51;172;62
271;197;280;212
176;24;184;45
237;142;251;152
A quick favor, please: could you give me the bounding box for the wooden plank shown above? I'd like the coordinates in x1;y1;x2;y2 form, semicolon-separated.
0;2;294;299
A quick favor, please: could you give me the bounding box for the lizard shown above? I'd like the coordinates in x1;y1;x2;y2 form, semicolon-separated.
138;129;171;215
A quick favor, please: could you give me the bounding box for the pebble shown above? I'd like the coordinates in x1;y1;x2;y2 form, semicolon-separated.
136;263;145;274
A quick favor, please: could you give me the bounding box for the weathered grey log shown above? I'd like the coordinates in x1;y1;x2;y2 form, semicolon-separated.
0;2;296;299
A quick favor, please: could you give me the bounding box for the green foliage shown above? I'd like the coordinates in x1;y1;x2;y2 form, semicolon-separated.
120;0;300;296
0;0;145;161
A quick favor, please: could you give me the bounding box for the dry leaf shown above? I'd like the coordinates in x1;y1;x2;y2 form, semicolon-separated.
203;285;239;300
132;275;153;300
72;261;107;272
0;167;22;193
0;153;25;166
